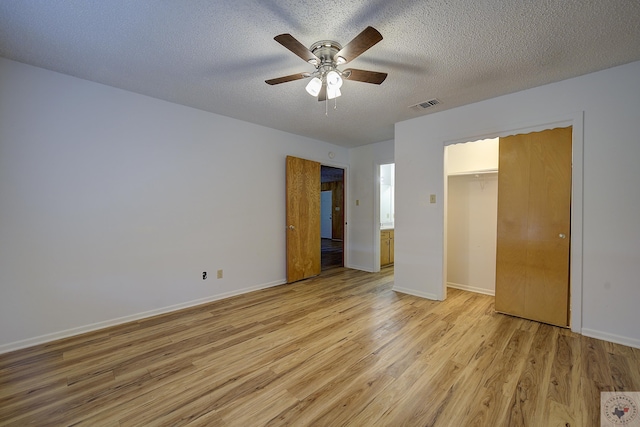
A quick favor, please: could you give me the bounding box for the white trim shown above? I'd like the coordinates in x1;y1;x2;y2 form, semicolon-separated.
393;286;440;300
447;282;495;296
582;328;640;350
0;279;286;355
441;111;584;333
373;162;382;272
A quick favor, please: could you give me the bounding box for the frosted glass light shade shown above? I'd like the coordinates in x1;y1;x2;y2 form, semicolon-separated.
326;70;343;89
327;86;341;99
305;77;322;96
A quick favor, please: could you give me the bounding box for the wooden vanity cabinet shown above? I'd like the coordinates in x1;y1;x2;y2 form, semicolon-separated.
381;229;394;266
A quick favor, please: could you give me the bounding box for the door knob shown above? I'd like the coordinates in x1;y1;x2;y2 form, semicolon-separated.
288;225;295;230
559;233;566;239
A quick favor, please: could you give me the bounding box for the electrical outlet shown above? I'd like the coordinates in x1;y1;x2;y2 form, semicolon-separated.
202;272;207;280
217;269;223;279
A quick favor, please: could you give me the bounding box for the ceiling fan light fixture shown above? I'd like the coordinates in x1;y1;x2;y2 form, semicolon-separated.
305;77;322;96
326;70;343;89
327;86;341;100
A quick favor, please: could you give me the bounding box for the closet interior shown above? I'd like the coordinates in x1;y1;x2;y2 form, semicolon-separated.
446;138;499;296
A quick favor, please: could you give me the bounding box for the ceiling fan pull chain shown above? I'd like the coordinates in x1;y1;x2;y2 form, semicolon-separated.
325;96;328;116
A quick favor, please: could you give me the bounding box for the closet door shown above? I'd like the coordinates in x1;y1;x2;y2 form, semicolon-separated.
495;127;572;327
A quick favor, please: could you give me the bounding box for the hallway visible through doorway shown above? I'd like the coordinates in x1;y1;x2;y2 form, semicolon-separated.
321;165;344;270
321;238;343;270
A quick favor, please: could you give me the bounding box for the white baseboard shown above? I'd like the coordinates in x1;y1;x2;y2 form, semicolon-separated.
447;282;495;296
392;286;440;301
0;279;286;355
581;328;640;350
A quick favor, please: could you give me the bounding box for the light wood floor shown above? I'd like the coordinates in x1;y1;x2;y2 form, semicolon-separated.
1;267;639;426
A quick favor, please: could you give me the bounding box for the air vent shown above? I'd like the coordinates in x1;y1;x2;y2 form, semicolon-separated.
410;98;441;110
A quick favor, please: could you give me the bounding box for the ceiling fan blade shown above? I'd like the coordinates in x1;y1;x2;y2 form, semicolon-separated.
335;26;383;64
343;69;388;84
274;34;320;65
265;72;310;85
317;85;327;102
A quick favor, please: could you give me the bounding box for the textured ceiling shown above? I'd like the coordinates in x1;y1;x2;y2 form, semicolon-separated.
1;1;639;148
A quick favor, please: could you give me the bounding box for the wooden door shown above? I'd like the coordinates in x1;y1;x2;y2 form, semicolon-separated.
286;156;321;283
495;127;572;327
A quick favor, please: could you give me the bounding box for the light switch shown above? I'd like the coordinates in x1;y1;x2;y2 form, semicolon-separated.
356;200;360;206
430;194;436;204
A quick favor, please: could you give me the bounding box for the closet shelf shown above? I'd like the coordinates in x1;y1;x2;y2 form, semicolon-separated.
447;169;498;177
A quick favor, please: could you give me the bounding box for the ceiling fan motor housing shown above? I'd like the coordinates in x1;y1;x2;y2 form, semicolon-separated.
309;41;350;82
309;40;343;65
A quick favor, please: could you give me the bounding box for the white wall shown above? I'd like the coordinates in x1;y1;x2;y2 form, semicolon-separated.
446;173;498;295
348;139;394;272
395;60;640;348
446;138;498;174
0;58;349;352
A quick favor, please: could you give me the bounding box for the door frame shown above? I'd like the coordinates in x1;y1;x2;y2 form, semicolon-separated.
442;111;584;333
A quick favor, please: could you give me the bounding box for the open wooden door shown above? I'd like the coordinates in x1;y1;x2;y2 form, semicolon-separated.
286;156;321;283
495;127;572;327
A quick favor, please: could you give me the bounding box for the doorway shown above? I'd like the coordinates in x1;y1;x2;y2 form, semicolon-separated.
321;165;344;270
286;157;346;281
379;163;395;269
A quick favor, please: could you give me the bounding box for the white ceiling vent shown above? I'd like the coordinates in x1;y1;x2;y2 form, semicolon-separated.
410;98;441;110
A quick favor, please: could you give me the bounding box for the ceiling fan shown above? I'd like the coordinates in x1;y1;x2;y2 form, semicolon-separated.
265;26;387;102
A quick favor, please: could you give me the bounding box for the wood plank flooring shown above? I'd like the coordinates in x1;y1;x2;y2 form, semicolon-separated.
1;267;639;426
321;238;343;270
